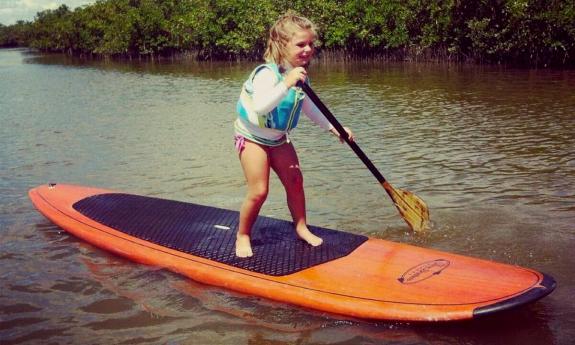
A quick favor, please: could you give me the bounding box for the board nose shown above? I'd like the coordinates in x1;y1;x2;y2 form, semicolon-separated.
473;272;557;317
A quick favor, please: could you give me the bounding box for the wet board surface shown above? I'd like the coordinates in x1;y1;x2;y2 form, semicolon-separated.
29;184;556;321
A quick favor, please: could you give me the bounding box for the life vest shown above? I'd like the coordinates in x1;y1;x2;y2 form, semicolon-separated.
236;64;306;132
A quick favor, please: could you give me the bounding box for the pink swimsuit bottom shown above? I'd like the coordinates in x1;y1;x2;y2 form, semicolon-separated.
234;134;246;153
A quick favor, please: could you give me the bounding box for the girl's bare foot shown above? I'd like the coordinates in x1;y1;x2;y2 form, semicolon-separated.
296;226;323;246
235;234;253;257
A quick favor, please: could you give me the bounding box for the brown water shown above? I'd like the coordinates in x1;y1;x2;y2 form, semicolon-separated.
1;48;574;344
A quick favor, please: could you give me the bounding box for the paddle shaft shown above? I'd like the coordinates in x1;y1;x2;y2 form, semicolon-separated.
300;82;430;232
300;83;387;185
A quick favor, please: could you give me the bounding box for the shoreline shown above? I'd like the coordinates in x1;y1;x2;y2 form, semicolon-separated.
5;46;572;69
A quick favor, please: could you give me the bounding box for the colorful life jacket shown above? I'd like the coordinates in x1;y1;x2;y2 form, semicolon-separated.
236;64;306;132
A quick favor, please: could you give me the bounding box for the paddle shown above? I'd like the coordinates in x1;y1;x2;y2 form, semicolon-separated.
299;82;430;232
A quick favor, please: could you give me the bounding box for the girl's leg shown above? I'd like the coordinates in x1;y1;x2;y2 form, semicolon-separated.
270;142;323;246
236;141;270;257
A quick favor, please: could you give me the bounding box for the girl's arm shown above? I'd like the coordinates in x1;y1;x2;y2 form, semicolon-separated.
302;96;355;142
301;96;333;131
252;68;288;114
252;67;307;114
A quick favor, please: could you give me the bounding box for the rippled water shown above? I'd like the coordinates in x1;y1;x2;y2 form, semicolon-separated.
1;48;574;344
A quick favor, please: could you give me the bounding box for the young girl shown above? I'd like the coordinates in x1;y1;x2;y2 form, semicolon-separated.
234;13;354;257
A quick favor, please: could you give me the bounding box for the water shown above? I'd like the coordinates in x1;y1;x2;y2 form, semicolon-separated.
1;48;574;344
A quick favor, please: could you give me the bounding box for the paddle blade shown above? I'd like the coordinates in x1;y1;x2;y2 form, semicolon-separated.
382;182;430;232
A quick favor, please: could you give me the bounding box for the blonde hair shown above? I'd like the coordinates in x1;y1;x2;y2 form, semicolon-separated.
263;12;317;65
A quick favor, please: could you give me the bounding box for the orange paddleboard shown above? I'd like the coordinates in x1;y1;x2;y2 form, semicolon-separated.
29;183;555;321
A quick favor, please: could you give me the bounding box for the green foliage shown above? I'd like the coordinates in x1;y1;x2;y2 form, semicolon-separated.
450;0;574;65
0;0;573;66
406;0;454;48
28;5;73;51
177;0;278;59
0;21;31;47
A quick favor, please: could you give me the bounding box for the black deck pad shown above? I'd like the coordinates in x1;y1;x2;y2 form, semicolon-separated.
73;193;368;276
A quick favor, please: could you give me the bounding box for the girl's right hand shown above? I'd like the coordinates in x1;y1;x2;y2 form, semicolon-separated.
283;67;307;88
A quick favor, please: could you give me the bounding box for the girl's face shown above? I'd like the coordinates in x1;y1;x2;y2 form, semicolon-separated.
285;29;315;67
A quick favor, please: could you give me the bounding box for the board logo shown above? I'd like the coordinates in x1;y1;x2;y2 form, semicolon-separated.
398;259;450;284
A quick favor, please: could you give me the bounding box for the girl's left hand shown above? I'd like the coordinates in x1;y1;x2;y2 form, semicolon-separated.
330;127;354;143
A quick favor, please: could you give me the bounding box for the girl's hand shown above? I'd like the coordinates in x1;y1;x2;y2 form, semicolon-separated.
283;67;307;88
330;127;354;143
